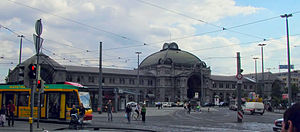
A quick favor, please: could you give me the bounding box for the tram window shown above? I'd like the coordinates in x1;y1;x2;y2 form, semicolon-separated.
66;92;79;108
18;92;29;106
34;93;45;107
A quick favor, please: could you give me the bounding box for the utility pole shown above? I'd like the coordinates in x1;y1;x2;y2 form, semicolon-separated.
281;14;293;107
136;52;142;103
98;42;103;114
258;43;266;98
17;35;24;83
236;52;243;123
253;57;259;94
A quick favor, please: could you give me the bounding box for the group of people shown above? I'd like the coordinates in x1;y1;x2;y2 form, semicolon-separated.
70;103;86;122
106;100;146;124
0;100;16;127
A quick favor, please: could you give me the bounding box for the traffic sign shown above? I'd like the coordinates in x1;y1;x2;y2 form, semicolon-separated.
236;74;243;80
35;19;42;36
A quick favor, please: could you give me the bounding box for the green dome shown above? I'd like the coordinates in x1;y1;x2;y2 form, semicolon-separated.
140;42;202;68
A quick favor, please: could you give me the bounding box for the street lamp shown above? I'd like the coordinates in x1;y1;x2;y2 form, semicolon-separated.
136;51;142;102
281;13;293;107
253;57;259;94
258;43;266;98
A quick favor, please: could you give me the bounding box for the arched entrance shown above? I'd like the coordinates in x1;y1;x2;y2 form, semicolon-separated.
187;74;201;99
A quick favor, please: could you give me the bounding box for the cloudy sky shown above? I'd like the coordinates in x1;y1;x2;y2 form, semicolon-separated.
0;0;300;83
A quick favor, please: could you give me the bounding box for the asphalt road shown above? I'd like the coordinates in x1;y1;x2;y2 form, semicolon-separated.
0;107;283;132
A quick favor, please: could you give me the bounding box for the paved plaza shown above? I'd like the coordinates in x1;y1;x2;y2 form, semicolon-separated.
0;107;282;131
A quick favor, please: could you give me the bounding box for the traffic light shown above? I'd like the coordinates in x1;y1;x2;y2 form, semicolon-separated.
37;79;44;89
18;64;25;82
28;64;37;79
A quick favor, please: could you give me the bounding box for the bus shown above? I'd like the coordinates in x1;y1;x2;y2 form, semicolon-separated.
0;82;92;122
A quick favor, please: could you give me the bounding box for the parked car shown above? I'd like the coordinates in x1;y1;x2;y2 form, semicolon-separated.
126;102;137;107
162;102;172;107
203;102;214;107
242;102;264;115
273;118;283;131
219;102;229;107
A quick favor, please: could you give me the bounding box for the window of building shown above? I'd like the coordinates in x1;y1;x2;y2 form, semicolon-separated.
109;78;115;84
250;85;253;89
129;79;135;85
139;79;144;85
88;76;95;83
232;84;236;89
77;76;80;82
226;84;230;88
219;83;223;88
120;78;125;84
66;74;72;82
148;80;153;86
244;85;247;89
213;83;217;88
157;79;160;86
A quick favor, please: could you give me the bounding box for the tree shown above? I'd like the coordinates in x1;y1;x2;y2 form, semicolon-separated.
271;81;282;106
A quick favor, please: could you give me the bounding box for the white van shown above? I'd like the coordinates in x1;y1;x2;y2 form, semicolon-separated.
242;102;265;115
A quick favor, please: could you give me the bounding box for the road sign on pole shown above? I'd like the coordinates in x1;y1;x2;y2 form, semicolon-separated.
236;74;243;80
35;19;42;36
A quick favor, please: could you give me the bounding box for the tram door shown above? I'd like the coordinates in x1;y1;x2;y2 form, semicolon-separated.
47;93;60;119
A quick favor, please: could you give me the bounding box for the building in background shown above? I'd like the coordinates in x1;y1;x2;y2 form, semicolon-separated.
6;42;284;111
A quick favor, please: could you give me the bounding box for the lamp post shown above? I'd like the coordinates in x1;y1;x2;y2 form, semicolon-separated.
136;52;142;103
281;13;292;107
258;43;266;98
253;57;259;94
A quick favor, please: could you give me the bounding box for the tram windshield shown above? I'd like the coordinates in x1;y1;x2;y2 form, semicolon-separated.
79;92;91;109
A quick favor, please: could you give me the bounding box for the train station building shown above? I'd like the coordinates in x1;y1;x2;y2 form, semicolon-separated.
6;42;283;111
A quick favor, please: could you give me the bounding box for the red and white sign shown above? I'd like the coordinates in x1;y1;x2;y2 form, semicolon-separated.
237;110;243;120
236;74;243;80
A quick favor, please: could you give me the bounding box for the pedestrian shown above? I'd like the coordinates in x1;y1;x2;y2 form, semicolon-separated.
125;104;132;123
78;103;85;123
281;103;300;132
187;102;191;114
196;105;201;112
7;100;15;127
70;104;77;115
0;104;6;127
141;104;146;123
106;100;113;122
135;104;141;119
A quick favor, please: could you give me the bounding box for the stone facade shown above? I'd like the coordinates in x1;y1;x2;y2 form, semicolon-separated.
6;43;284;110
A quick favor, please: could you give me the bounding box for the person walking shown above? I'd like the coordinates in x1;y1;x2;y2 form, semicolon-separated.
78;103;85;123
135;104;141;119
125;104;132;123
0;104;6;127
7;100;15;127
106;100;113;122
141;104;146;123
187;102;191;114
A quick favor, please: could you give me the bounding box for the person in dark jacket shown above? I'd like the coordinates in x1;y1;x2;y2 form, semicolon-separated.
70;105;77;116
125;104;132;123
79;103;85;122
106;100;113;122
7;100;15;127
141;104;146;123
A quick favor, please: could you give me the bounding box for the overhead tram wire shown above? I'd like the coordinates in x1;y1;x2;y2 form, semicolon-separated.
135;0;300;41
7;0;146;45
7;0;299;53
